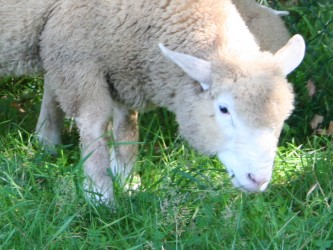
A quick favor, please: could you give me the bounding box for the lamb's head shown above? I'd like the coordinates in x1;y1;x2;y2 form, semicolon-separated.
159;35;305;192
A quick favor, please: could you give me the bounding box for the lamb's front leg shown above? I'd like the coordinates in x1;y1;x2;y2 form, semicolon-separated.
111;102;139;185
36;82;65;147
75;99;114;203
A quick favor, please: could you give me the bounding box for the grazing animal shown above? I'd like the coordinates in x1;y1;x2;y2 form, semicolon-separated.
0;0;305;202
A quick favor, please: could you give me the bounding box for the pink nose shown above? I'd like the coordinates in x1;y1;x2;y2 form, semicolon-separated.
247;173;270;191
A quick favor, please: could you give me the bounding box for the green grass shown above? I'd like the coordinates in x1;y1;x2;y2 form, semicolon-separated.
1;84;332;249
0;116;332;249
1;0;333;249
279;0;333;139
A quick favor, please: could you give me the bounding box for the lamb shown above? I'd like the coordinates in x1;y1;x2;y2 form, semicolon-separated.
0;0;305;202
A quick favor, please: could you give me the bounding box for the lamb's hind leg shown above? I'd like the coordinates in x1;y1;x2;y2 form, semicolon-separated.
111;102;139;185
75;93;114;203
36;81;65;147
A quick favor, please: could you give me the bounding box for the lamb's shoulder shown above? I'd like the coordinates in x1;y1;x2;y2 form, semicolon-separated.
97;0;225;110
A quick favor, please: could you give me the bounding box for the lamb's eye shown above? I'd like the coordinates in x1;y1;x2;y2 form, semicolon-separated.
219;106;229;114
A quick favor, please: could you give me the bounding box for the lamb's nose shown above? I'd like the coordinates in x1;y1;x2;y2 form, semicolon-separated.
248;173;269;191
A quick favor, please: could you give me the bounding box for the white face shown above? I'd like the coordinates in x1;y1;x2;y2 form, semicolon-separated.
214;94;279;192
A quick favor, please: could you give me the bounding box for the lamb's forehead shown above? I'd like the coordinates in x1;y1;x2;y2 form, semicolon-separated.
211;63;295;127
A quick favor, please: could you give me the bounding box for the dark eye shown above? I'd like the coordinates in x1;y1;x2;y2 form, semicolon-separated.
219;106;229;114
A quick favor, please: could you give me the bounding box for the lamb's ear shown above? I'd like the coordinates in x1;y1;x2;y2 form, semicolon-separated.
159;43;212;90
260;5;289;16
274;34;306;75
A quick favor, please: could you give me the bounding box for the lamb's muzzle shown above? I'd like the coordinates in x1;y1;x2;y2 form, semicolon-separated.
229;170;272;192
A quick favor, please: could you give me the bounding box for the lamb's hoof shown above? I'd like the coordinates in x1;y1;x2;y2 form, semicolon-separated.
35;134;61;156
83;179;115;207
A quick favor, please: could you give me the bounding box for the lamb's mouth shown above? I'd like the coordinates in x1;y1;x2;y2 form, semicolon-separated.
229;171;235;179
228;170;269;192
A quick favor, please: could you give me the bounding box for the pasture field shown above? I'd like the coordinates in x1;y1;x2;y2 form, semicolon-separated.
0;0;332;249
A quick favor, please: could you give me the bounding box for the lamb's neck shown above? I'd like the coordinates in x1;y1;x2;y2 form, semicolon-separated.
147;74;202;115
218;0;260;59
145;0;262;111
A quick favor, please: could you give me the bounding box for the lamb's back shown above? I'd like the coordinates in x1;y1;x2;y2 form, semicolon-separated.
40;0;222;110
